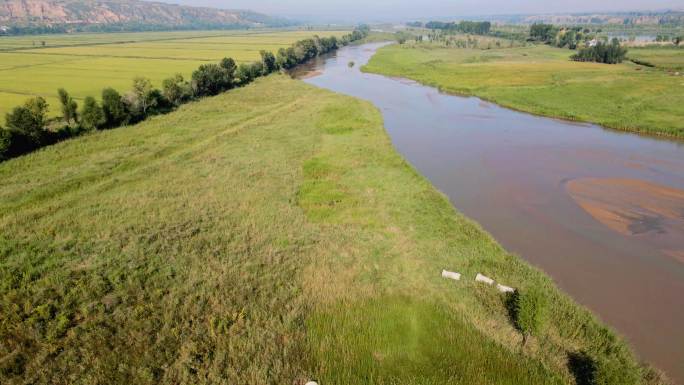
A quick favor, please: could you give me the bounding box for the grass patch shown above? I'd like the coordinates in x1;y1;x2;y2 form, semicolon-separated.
0;75;661;384
363;44;684;138
308;296;564;385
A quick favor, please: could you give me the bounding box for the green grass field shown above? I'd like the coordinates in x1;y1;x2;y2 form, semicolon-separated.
628;46;684;71
0;29;348;117
0;75;657;384
363;43;684;138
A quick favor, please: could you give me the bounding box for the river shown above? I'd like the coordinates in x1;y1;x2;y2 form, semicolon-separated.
294;42;684;383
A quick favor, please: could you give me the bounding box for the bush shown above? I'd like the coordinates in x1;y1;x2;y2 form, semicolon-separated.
80;96;105;130
260;50;277;74
0;127;39;160
162;74;193;107
592;355;640;385
57;88;78;124
568;350;641;385
5;97;49;144
572;39;628;64
102;88;129;127
511;287;548;344
192;64;232;97
0;128;10;161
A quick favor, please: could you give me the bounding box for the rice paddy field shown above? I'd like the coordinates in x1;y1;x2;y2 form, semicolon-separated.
363;43;684;138
0;29;348;117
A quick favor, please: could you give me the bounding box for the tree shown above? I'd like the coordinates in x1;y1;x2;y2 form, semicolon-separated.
101;88;128;127
57;88;78;124
511;287;548;346
5;96;49;143
260;50;277;74
674;36;682;46
80;96;105;130
131;77;156;115
235;63;254;85
530;23;558;43
219;57;237;81
395;31;411;44
162;74;192;106
276;47;297;69
192;64;230;97
572;39;627;64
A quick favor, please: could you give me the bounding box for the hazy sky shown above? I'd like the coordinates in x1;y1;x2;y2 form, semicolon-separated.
157;0;684;21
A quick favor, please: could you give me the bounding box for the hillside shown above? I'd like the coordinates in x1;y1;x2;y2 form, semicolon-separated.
0;74;655;384
0;0;281;29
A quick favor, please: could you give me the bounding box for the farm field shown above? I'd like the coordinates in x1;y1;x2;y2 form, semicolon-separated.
363;43;684;138
0;75;651;384
0;29;348;117
628;46;684;71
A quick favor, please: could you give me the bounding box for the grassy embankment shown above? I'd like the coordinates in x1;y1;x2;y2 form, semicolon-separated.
363;43;684;138
0;75;659;384
0;29;348;117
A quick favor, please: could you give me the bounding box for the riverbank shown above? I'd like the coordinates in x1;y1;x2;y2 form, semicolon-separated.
362;43;684;139
0;75;663;384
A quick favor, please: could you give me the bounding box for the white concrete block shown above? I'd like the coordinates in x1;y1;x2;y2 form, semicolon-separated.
497;284;515;293
475;273;494;285
305;382;319;385
441;270;461;281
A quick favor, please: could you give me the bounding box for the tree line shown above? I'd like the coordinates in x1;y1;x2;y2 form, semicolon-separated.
0;20;295;36
421;21;492;35
529;23;628;64
0;26;370;162
571;39;628;64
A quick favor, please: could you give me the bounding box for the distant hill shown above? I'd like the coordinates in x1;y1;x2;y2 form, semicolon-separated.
517;11;684;25
0;0;289;32
478;10;684;26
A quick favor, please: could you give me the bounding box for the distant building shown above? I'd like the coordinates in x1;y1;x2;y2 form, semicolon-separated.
587;39;598;47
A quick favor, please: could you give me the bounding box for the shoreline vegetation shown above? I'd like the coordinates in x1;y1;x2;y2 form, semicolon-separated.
0;73;666;385
0;27;371;162
363;37;683;139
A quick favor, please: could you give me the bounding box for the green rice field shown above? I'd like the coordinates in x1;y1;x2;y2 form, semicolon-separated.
0;29;348;117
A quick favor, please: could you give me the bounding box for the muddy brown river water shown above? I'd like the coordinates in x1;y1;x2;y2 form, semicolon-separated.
295;42;684;383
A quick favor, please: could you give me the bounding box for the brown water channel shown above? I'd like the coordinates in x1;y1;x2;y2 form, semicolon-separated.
295;42;684;383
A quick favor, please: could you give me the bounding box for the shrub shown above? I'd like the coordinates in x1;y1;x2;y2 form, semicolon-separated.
102;88;129;127
592;355;640;385
5;97;49;144
568;350;641;385
0;128;10;161
131;77;157;114
80;96;105;130
57;88;78;124
219;57;237;79
162;74;193;107
192;64;231;97
511;287;548;345
572;39;628;64
260;50;277;74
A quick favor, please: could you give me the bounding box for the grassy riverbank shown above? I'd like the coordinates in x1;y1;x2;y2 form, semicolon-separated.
0;75;661;384
363;43;684;138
